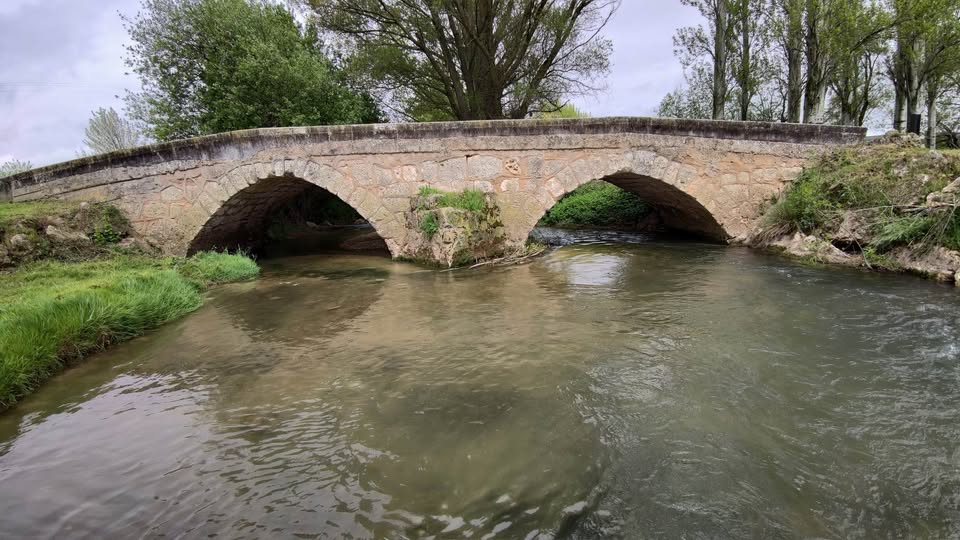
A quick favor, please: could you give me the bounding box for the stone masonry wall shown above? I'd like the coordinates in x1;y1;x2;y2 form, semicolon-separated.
2;118;864;258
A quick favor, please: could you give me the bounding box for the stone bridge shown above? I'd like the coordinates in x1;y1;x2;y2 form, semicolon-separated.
1;117;863;257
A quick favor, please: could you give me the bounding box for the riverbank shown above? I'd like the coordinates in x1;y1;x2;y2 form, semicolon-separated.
750;133;960;285
0;201;259;411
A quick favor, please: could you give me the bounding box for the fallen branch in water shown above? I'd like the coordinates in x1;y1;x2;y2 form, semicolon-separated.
468;245;548;269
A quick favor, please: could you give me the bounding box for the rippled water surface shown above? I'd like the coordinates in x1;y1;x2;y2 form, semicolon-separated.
2;230;960;539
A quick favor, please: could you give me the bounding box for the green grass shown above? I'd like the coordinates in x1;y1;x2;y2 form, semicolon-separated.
420;211;440;237
539;181;650;227
0;252;259;410
418;186;487;213
177;250;261;285
0;201;74;229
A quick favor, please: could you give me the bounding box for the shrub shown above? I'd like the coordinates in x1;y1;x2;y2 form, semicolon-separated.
540;181;650;227
92;204;130;245
763;170;834;233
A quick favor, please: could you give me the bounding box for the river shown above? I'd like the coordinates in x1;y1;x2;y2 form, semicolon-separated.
1;229;959;539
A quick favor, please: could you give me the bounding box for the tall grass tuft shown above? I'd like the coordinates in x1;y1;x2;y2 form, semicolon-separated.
178;250;260;285
0;252;259;410
418;187;488;213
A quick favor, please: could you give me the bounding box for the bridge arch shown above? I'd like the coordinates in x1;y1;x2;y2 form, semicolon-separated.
185;158;405;255
508;150;728;244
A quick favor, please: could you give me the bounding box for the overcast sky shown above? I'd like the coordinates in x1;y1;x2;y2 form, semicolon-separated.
0;1;701;167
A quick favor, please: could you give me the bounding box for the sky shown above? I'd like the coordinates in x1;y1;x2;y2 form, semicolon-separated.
0;1;701;167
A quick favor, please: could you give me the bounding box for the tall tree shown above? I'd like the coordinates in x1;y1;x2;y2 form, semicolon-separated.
827;0;891;126
124;0;381;141
83;107;144;155
730;0;771;120
801;0;831;123
887;0;960;139
770;0;804;122
306;0;618;121
676;0;738;119
658;63;718;119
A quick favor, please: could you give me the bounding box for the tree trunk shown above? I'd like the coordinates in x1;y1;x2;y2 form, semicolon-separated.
713;1;730;120
893;84;905;131
927;82;939;149
738;1;751;121
784;0;803;123
802;0;826;124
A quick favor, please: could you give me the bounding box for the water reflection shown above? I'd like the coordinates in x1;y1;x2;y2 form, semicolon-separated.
2;234;960;539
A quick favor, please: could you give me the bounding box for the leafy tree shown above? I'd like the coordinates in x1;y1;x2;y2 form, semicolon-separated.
827;0;891;126
675;0;738;119
0;160;32;178
306;0;619;121
83;107;145;154
888;0;960;137
124;0;381;141
770;0;804;122
937;78;960;147
729;0;772;120
658;63;718;119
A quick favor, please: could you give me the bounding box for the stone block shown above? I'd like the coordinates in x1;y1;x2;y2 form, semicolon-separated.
467;155;502;180
160;186;183;202
500;178;521;192
437;157;467;183
395;165;417;183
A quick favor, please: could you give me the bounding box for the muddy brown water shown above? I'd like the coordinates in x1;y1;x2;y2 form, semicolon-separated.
2;229;959;538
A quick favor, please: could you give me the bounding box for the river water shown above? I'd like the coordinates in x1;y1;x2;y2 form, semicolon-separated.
2;229;959;539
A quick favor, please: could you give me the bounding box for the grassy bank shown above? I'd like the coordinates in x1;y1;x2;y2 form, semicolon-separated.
539;181;651;228
1;200;260;411
759;138;960;273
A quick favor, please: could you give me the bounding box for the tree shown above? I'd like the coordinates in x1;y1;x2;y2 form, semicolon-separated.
887;0;960;139
675;0;738;119
827;0;891;126
770;0;804;122
306;0;619;121
124;0;381;141
0;160;32;178
658;63;718;119
730;0;774;121
83;107;144;154
937;76;960;147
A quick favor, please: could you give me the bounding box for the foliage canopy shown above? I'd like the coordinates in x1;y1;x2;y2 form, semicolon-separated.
124;0;382;141
305;0;618;121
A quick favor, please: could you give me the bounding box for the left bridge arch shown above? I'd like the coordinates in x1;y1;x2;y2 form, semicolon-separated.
183;158;406;255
